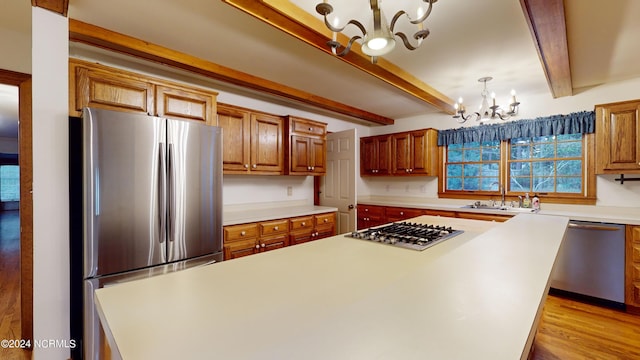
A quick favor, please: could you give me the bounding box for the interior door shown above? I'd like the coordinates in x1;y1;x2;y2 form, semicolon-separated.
320;129;357;234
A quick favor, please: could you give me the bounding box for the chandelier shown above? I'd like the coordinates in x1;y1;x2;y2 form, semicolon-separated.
453;77;520;123
315;0;437;63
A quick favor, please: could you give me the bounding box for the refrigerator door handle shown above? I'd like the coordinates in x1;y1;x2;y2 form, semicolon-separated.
167;143;175;245
158;142;167;246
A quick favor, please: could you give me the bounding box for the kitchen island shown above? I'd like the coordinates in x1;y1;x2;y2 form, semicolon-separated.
95;214;569;360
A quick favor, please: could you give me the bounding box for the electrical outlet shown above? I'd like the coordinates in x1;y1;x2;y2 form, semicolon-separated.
287;186;293;196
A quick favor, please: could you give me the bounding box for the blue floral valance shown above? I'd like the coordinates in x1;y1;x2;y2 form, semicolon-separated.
437;110;595;146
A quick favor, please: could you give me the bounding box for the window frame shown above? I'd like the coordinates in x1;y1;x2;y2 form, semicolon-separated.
438;133;596;205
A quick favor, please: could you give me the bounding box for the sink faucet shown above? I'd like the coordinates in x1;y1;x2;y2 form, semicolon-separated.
492;182;505;206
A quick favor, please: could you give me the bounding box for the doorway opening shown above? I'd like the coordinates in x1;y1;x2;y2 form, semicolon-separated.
0;70;33;359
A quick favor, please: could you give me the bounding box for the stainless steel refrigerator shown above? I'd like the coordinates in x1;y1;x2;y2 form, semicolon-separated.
69;107;223;360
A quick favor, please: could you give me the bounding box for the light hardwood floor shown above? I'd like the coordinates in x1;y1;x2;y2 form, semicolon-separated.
0;207;639;360
532;294;640;359
0;210;30;360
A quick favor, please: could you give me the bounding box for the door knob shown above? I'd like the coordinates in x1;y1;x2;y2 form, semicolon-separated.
348;204;354;210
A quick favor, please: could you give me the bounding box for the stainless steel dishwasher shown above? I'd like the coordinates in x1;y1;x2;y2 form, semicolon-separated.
550;220;625;306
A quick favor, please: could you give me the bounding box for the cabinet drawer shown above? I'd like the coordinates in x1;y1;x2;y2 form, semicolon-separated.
290;216;314;231
315;213;336;226
385;207;423;220
423;209;457;218
224;239;259;260
224;223;258;242
291;118;326;136
259;219;289;237
357;205;384;217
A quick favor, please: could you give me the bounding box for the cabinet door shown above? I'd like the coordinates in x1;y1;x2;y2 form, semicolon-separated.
315;224;335;239
156;85;216;125
360;137;377;175
377;135;392;175
289;230;314;246
260;234;289;252
290;135;312;173
626;226;640;312
310;137;326;174
218;105;251;173
456;212;512;222
74;66;154;115
409;129;438;175
251;113;284;173
360;135;391;175
596;102;640;173
392;133;412;175
224;239;259;260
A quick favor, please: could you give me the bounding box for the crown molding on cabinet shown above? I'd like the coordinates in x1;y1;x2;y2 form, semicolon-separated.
68;19;394;126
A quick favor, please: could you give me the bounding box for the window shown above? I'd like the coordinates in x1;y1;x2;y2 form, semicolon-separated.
445;141;500;191
509;134;583;194
0;165;19;202
440;134;595;204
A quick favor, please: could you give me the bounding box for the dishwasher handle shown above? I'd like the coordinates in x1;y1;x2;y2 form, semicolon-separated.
568;222;622;231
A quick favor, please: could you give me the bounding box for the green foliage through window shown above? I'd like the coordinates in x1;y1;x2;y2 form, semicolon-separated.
445;134;584;195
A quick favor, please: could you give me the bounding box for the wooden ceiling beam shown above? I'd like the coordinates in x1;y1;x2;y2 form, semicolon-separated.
31;0;69;16
520;0;573;98
222;0;456;115
68;19;394;125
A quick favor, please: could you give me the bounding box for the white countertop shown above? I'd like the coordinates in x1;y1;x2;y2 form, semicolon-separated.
358;195;640;225
95;214;569;360
224;204;338;226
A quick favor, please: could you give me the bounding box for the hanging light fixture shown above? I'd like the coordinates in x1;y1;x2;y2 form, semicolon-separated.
453;77;520;123
315;0;437;63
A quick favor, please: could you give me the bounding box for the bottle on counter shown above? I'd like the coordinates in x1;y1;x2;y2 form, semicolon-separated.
523;193;531;208
532;194;540;210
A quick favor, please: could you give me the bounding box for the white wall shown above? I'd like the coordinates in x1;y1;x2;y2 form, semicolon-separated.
32;8;70;359
360;77;640;208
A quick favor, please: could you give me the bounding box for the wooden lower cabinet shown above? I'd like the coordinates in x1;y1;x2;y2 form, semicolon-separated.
223;212;336;260
290;213;336;245
357;205;386;229
356;204;516;229
626;225;640;314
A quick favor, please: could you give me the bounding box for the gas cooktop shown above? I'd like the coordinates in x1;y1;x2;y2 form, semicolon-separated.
347;222;464;251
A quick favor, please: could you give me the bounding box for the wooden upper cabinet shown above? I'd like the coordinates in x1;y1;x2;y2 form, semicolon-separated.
217;103;284;175
69;58;218;124
392;129;438;175
71;63;154;116
360;135;391;175
217;103;251;173
596;100;640;174
155;85;216;125
251;112;285;173
286;117;327;175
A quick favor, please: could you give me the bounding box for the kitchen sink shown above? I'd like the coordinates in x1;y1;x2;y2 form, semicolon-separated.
460;203;539;213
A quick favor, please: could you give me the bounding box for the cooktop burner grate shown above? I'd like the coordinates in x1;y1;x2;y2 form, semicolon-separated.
347;222;464;251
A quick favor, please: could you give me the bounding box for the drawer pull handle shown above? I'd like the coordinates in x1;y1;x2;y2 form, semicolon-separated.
241;231;246;236
301;222;306;226
274;226;279;231
261;243;266;248
324;218;328;223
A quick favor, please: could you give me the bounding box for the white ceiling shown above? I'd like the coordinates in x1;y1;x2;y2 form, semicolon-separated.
2;0;640;132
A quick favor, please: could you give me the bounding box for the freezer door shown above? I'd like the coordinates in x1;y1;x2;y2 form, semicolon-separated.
166;119;223;262
83;252;222;360
83;108;167;278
